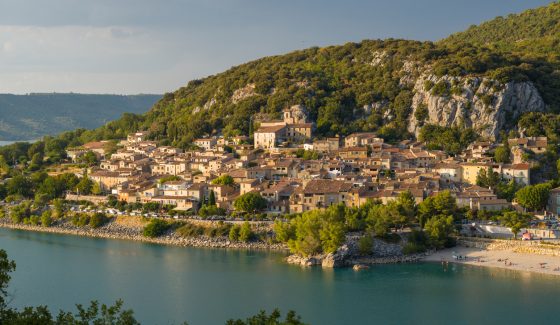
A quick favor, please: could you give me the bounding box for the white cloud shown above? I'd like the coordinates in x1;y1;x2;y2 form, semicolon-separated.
1;41;14;52
0;25;190;93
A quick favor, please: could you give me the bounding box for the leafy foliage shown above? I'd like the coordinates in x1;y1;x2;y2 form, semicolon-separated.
211;175;234;185
424;215;455;249
515;183;552;211
419;124;478;155
417;190;458;227
142;219;170;238
226;309;307;325
234;192;267;213
498;211;532;238
274;204;346;257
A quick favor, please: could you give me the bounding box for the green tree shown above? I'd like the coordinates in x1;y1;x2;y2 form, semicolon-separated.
89;213;109;228
142;219;170;238
0;249;16;310
92;182;103;195
41;210;53;227
76;175;94;195
238;222;253;242
79;151;99;166
158;175;181;184
494;145;510;163
515;183;551;211
226;309;307;325
212;175;234;185
418;190;457;226
496;179;523;202
319;221;345;254
396;190;417;226
365;204;393;237
424;215;455;249
208;190;216;206
476;167;500;189
499;211;532;239
52;198;65;219
28;153;43;171
10;203;31;224
358;235;373;255
229;225;240;241
233;192;267;213
273;220;295;243
288;212;323;257
6;175;33;198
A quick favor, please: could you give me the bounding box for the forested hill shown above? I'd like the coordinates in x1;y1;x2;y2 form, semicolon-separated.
443;1;560;58
0;93;161;141
39;2;560;150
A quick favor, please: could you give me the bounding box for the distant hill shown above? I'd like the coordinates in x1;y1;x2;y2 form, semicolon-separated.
0;93;161;140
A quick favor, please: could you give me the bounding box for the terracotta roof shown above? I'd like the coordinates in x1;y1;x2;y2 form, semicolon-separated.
255;125;285;133
303;179;353;194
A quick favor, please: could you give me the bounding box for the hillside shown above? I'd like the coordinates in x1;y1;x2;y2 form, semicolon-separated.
0;93;161;141
443;1;560;58
53;2;560;148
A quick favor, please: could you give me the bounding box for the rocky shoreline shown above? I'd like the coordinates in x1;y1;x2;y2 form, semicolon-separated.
284;234;433;268
0;218;287;251
0;218;437;268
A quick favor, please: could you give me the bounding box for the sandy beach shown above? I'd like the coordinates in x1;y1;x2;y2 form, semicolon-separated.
424;245;560;276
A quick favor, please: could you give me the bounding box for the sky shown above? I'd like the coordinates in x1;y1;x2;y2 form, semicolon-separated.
0;0;553;95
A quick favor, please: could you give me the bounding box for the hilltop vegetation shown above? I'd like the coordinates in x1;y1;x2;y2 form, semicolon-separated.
443;1;560;58
0;93;160;141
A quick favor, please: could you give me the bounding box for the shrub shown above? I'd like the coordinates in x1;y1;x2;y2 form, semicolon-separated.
10;203;31;224
211;174;234;185
198;204;226;218
423;80;435;91
176;223;204;238
206;222;231;237
142;219;170;238
358;235;373;255
28;215;41;226
403;242;427;255
41;211;53;227
431;81;450;97
403;230;429;254
414;104;429;125
89;212;109;228
480;94;494;106
239;222;254;242
451;85;463;96
234;192;267;213
229;225;240;241
71;214;90;227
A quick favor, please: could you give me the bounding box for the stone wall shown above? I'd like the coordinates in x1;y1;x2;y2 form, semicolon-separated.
459;237;560;257
65;194;108;204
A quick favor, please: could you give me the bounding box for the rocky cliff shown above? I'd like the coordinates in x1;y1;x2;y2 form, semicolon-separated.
407;74;545;139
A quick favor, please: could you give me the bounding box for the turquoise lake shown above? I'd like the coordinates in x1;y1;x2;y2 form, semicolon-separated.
1;227;559;325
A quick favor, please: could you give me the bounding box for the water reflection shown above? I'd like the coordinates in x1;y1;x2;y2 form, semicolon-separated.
2;228;560;325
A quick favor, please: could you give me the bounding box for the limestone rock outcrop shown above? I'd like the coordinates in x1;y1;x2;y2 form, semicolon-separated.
407;74;545;139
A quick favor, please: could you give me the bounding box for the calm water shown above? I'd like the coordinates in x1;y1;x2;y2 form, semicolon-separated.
1;228;560;325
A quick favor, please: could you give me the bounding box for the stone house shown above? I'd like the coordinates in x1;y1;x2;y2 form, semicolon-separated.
289;179;353;213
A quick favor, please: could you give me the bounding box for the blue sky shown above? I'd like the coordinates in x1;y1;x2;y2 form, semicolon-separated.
0;0;553;94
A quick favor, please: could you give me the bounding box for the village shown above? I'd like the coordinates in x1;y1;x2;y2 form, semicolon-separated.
62;105;560;241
